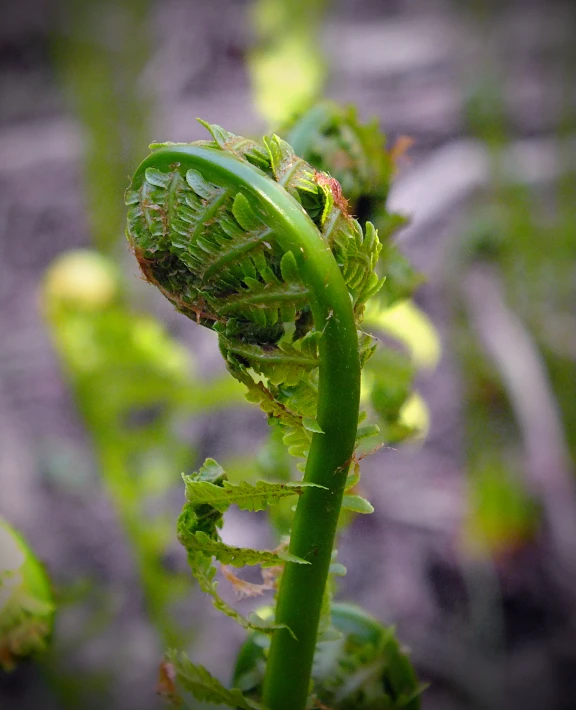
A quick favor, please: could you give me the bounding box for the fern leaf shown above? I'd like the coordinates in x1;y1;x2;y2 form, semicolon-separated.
302;417;324;434
179;529;308;568
183;476;323;513
167;650;266;710
219;280;310;328
235;371;304;428
341;495;374;515
177;465;307;633
193;457;226;484
187;552;254;631
281;425;312;460
180;528;285;633
221;336;319;388
263;135;317;194
355;423;381;442
196;119;271;172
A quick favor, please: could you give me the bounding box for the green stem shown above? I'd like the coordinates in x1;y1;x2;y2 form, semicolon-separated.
131;145;361;709
262;312;360;710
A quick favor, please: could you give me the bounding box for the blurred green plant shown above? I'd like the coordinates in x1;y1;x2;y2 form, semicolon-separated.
54;0;152;255
49;0;248;658
457;64;576;563
231;602;422;709
461;458;540;560
0;518;54;670
43;250;245;647
248;0;328;126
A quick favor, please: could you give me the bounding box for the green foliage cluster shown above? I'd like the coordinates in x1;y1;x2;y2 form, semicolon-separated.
456;63;576;560
233;603;423;710
43;250;245;647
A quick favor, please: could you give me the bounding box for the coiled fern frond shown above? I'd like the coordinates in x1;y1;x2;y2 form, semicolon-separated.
126;120;382;460
127;119;382;326
125;119;404;710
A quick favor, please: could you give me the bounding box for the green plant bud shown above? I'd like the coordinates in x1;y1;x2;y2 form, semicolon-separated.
43;249;119;313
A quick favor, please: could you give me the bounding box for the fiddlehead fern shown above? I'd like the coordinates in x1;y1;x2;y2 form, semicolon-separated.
125;120;393;710
126;122;382;469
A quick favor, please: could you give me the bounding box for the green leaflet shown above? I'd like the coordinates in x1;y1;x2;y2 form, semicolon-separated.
183;475;324;513
302;417;324;434
219;330;319;387
197;120;271;172
341;495;374;515
177;460;309;633
192;457;227;484
167;650;266;710
355;424;381;442
329;563;347;577
178;530;309;568
177;515;287;634
183;548;256;632
263;135;318;194
229;367;314;461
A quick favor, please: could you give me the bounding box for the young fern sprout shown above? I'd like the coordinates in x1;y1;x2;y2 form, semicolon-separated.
125;120;400;710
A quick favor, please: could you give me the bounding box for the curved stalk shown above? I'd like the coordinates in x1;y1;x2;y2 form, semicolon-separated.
262;406;359;710
129;142;361;709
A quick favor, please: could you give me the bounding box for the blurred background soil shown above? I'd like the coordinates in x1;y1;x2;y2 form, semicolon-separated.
1;0;575;708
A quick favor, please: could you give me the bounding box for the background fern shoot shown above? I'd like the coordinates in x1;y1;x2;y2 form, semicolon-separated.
126;119;419;710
